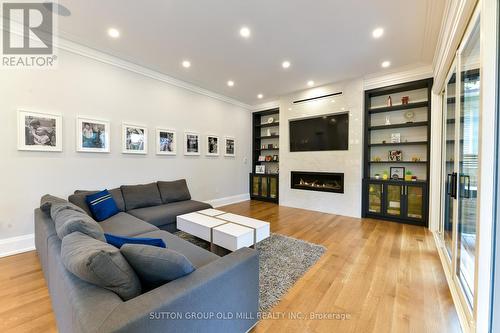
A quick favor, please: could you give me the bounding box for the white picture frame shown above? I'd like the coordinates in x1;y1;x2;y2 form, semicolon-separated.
17;109;62;152
76;116;110;153
122;123;148;154
184;131;200;155
255;165;266;174
206;135;219;156
224;136;236;157
156;128;176;155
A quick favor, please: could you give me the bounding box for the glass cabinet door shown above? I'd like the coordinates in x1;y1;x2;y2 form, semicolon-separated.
406;185;424;220
367;183;383;214
269;177;277;199
252;176;260;196
386;184;402;217
261;176;269;197
456;19;480;305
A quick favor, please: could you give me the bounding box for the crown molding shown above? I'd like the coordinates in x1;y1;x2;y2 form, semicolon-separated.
55;38;253;110
363;64;433;90
252;100;281;112
2;22;253;110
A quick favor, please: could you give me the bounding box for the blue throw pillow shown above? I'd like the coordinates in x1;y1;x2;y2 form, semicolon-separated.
85;189;119;222
105;233;166;249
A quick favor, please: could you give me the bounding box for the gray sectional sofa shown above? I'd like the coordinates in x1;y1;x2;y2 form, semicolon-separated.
35;180;259;333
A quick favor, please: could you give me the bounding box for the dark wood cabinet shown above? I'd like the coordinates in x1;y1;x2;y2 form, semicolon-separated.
249;174;279;203
362;78;432;226
363;179;427;225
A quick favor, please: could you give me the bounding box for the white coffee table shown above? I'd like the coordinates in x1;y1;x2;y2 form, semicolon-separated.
176;209;270;252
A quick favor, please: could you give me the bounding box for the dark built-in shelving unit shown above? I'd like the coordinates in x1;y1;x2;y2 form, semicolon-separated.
362;78;433;226
250;108;280;203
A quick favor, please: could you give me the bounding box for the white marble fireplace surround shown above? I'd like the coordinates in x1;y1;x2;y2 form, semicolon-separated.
278;79;363;218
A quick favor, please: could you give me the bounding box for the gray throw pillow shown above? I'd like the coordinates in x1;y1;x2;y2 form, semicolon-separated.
121;244;195;287
51;202;105;241
157;179;191;204
40;194;69;214
61;232;141;301
120;183;162;210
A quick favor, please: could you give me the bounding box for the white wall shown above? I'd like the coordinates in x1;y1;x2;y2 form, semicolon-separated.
0;48;252;242
277;79;364;218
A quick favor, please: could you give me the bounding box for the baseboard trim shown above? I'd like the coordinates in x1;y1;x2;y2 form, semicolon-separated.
205;193;250;208
0;234;35;258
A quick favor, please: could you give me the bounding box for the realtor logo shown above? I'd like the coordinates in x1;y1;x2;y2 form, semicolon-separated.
1;1;57;68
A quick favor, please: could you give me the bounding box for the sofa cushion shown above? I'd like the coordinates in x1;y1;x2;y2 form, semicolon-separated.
69;188;125;215
121;244;195;288
127;200;211;228
40;194;69;214
86;190;120;221
61;232;141;301
99;212;158;237
135;230;219;268
157;179;191;204
51;203;105;241
121;183;162;210
104;233;166;249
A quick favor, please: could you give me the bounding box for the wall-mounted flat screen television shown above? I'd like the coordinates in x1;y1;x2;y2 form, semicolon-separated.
289;112;349;152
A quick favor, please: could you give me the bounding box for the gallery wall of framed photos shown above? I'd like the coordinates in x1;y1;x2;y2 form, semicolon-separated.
2;48;252;241
18;110;237;158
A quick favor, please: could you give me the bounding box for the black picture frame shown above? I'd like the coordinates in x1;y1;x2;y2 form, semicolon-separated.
390;167;405;180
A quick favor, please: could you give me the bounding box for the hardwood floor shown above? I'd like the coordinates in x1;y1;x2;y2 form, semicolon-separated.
0;200;459;333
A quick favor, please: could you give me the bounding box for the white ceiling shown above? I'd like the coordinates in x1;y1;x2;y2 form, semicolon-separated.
54;0;445;105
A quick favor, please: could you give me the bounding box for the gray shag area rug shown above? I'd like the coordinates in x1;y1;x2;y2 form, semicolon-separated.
174;231;326;312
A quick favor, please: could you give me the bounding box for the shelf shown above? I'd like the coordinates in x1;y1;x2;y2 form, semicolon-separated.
368;121;428;131
255;122;279;128
256;160;279;163
255;148;279;151
368;141;427;147
364;178;427;184
256;135;279;139
369;101;429;114
369;161;427;164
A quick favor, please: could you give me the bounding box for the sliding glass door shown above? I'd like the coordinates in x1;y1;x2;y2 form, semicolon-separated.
456;20;480;305
439;13;480;315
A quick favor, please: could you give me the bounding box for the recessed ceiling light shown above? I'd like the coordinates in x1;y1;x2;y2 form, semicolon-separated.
331;99;336;103
257;94;263;99
240;26;251;38
282;61;291;69
381;61;391;68
372;27;384;39
182;60;191;68
227;80;235;87
107;28;120;38
307;80;315;87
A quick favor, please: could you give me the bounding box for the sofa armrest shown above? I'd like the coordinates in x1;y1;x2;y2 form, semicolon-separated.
98;247;259;333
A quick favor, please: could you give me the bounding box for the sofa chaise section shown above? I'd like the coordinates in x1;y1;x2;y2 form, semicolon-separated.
127;200;211;232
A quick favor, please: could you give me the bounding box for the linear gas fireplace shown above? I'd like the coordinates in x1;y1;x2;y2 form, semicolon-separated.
291;171;344;193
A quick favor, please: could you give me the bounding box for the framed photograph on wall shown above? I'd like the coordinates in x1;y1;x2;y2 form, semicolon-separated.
224;136;235;157
76;117;110;153
17;110;62;151
122;123;148;154
156;128;176;155
206;135;219;156
390;167;405;180
184;131;200;155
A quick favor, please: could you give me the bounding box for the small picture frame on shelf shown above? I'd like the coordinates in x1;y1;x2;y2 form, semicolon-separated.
390;133;401;143
258;155;265;162
390;167;405;180
388;150;402;161
255;165;266;174
272;155;278;162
